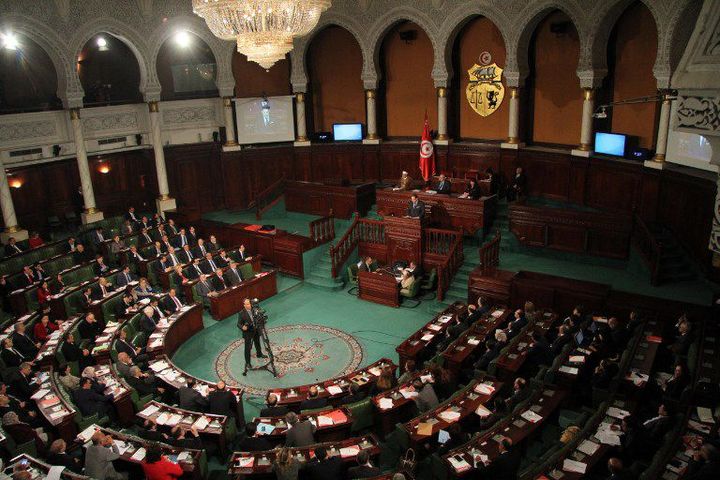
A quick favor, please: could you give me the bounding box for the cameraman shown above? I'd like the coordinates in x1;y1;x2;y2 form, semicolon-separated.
237;298;266;375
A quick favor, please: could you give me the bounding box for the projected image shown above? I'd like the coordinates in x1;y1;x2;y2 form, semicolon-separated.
235;95;295;145
595;132;626;157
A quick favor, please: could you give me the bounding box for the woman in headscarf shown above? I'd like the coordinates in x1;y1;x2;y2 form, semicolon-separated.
2;411;48;454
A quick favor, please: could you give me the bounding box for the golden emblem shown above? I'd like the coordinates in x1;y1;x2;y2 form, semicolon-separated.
466;52;505;117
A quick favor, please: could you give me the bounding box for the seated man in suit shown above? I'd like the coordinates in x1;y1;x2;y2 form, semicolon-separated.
260;393;288;417
115;330;148;365
19;265;37;288
358;256;376;273
305;446;343;480
65;237;77;253
74;377;113;418
397;170;412;190
162;288;185;315
284;412;316;447
300;385;328;411
139;216;152;231
406;194;425;219
126;366;163;397
347;449;381;479
188;226;198;246
236;244;252;262
211;269;228;291
201;252;219;274
8;362;38;400
140;306;158;335
174;228;190;249
179;245;194;264
208;381;238;418
62;333;93;371
139;228;153;246
207;235;222;253
73;244;92;264
156;254;172;274
506;377;529;410
126;206;140;224
215;249;231;268
194;238;209;258
4;237;23;256
78;313;101;341
477;436;520;479
126;245;146;269
178;378;209;411
224;261;244;287
236;422;273;452
116;266;137;288
195;274;215;303
94;255;111;276
187;258;205;279
1;338;26;367
340;382;366;405
165;247;181;269
115;293;135;319
11;322;39;360
95;277;112;298
435;173;452;194
412;378;439;413
526;331;552;367
166;218;178;235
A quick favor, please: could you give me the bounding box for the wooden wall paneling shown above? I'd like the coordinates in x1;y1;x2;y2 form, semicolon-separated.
310;144;335;182
165;143;223;213
293;147;312;181
584;158;642;213
636;168;660;222
446;143;501;179
363;145;380;182
568;156;588;205
517;149;572;201
220;150;246;209
379;144;420;184
498;148;519;192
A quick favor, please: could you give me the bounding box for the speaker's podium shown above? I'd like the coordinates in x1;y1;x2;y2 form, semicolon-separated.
383;215;425;265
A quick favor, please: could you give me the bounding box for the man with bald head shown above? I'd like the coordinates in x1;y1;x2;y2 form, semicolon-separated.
607;457;630;480
208;380;238;418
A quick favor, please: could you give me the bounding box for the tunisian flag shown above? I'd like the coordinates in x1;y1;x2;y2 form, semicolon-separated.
419;111;435;181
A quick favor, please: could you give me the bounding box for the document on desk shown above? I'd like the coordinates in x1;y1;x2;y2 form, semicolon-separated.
400;388;418;399
438;410;461;423
607;407;630;419
521;409;543;423
475;404;491;418
594;430;621;446
237;456;254;468
378;398;394;410
475;383;495;395
558;366;578;375
326;385;343;395
448;455;471;473
416;422;434;436
139;404;161;417
192;416;209;430
131;447;146;461
562;459;586;474
697;406;714;423
577;439;600;456
47;466;65;480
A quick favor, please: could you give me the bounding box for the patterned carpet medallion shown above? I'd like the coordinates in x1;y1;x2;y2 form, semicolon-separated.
214;324;363;396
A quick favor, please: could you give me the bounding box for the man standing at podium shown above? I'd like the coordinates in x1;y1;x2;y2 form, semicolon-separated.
237;298;265;376
407;194;425;219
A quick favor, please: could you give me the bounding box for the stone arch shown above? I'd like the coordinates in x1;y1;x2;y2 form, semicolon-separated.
68;17;152;101
510;2;589;86
436;3;512;86
0;14;79;107
658;0;702;89
290;13;368;92
148;15;233;98
365;6;441;88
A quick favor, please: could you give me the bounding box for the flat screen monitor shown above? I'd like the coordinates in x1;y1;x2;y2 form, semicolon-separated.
333;123;363;141
595;132;627;157
234;95;295;145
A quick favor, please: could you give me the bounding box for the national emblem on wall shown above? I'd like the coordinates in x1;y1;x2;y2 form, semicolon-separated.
465;51;505;117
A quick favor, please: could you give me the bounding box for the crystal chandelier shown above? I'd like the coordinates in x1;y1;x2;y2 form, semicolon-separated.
192;0;332;70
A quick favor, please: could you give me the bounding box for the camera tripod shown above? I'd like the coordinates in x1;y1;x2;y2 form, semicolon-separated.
254;318;277;377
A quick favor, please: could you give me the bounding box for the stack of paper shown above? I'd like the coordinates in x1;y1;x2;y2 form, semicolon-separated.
166;414;182;426
139;404;161;417
428;324;442;331
448;456;471;473
192;416;209;430
378;398;394;410
697;406;714;423
400;388;418;399
31;389;50;400
521;410;543;423
475;383;495;395
607;407;630;419
326;385;343;395
568;355;586;363
237;456;254;468
562;459;586;474
559;366;579;375
475;404;491;418
439;410;461;423
130;447;146;461
317;416;333;427
491;310;504;318
77;424;98;443
339;446;360;458
421;334;434;342
577;439;600;456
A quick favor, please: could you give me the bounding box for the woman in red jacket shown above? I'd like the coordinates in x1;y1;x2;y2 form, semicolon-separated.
142;444;183;480
36;281;52;308
33;314;59;342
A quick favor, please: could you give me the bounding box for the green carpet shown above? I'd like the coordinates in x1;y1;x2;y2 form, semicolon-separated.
172;280;431;419
202;199;321;236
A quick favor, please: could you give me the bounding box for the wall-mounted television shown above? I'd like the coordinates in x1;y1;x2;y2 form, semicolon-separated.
595;132;627;157
333;123;363;141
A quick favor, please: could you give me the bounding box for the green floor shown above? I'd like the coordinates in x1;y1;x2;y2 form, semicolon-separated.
202;199;321;236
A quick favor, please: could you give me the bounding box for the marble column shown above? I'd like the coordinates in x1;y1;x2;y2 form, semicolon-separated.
653;92;672;163
222;97;237;147
294;92;309;146
502;87;524;149
572;88;595;157
148;101;176;213
364;89;379;143
69;108;104;224
0;158;28;243
436;87;449;144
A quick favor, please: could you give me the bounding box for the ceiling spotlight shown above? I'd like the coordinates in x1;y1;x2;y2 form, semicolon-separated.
1;32;19;50
96;36;108;51
175;31;191;48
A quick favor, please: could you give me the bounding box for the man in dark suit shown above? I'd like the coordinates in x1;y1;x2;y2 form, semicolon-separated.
115;329;147;364
162;289;185;315
4;237;23;256
225;261;244;286
1;338;26;367
347;449;381;479
340;383;365;405
188;258;204;279
74;377;113;417
478;436;520;480
115;293;135;319
507;166;527;202
178;378;208;411
406;194;425;219
187;226;198;246
174;228;190;248
215;250;231;268
19;266;36;288
686;444;720;480
285;412;316;447
126;245;146;269
93;256;110;276
238;299;265;374
640;403;673;441
139;228;153;246
526;331;551;367
435;173;452;194
78;313;101;340
11;323;39;359
125;207;140;224
304;446;342;479
551;325;573;356
139;216;152;230
201;252;219;274
194;238;209;258
62;333;93;371
237;422;272;452
505;377;529;410
178;245;194;264
65;237;77;253
260;393;289;417
195;274;215;303
116;266;136;288
236;244;252;262
606;458;631;480
73;244;92;264
166;218;178;235
8;362;37;400
211;269;228;291
505;309;528;339
208;381;238;418
300;385;328;411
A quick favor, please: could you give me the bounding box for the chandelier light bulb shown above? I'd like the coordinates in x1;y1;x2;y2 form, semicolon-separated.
175;31;192;48
2;32;19;50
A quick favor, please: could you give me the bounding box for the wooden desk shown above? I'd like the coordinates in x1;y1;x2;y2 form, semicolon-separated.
31;370;77;443
396;304;466;369
404;380;502;451
228;434;381;477
443;387;567;477
376;188;497;236
179;256;262;301
508;202;632;259
76;425;203;480
9;454;88;479
92;363;135;425
48;269;120;320
495;310;558;377
624;318;663;391
146;303;205;358
372;370;427;437
284;181;376;219
209;270;278;320
442;307;511;372
358;270;400;307
137;400;228;455
253;407;353;444
267;358;396;411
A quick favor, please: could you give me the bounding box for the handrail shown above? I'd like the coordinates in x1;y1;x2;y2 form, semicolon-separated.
478;230;501;273
255;175;286;220
436;234;464;302
632;214;663;285
330;212;360;277
309;213;336;247
424;228;462;256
